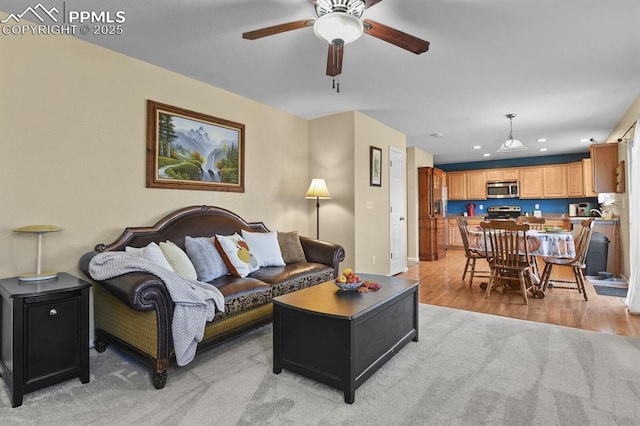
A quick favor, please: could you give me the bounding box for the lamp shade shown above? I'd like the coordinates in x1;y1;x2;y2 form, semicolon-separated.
497;113;528;153
305;178;331;199
497;138;528;152
313;12;363;44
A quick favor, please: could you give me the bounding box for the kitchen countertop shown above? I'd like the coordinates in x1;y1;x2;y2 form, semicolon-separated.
447;214;619;223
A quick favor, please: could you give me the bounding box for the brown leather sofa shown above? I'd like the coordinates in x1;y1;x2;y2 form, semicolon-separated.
79;205;344;389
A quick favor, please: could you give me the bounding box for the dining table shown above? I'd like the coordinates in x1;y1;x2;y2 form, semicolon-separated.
468;227;576;259
468;226;576;294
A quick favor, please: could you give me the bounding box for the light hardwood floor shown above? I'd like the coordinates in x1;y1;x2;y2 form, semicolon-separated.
398;249;640;338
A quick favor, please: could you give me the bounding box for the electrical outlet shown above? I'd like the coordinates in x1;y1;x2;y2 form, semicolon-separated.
479;204;483;210
366;201;373;210
535;203;540;210
372;255;376;264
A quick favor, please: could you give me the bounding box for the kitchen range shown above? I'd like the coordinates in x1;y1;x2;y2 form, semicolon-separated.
486;205;522;219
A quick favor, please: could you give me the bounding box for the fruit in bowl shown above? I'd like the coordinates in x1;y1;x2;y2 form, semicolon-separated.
335;268;363;290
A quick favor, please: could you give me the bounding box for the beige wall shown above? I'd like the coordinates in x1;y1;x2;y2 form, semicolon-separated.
406;147;434;261
354;112;406;275
0;18;310;278
308;111;406;275
605;94;640;280
308;112;356;268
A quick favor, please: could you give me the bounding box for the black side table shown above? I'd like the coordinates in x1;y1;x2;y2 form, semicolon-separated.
0;273;91;407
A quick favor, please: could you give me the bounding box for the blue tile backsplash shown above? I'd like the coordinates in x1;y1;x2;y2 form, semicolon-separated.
447;198;597;216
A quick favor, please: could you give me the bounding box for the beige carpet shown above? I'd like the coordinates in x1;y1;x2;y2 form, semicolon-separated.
2;304;640;425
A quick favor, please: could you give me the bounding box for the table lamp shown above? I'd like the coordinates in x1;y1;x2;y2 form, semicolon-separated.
305;178;331;239
12;225;64;281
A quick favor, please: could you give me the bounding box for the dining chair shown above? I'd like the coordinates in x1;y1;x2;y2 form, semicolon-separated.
539;218;595;301
516;216;546;274
518;216;546;230
456;217;490;287
480;220;542;304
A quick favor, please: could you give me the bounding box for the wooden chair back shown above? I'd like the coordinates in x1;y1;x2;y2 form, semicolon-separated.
456;217;473;256
574;218;595;265
480;220;532;269
518;216;546;230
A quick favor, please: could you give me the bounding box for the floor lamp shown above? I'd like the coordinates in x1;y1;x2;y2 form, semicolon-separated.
305;178;331;239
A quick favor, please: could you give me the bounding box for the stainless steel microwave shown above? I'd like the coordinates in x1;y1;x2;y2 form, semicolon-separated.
486;180;519;198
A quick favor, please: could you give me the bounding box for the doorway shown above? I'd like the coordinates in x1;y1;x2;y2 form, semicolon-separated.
389;146;406;275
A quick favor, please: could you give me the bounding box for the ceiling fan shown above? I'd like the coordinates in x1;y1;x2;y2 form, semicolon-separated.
242;0;430;90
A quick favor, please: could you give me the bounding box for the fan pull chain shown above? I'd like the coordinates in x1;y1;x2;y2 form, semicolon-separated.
331;76;340;93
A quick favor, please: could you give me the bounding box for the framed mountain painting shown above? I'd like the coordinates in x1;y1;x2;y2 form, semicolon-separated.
146;100;245;192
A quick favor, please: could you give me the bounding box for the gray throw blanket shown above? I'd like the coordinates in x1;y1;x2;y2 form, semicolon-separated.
89;251;225;366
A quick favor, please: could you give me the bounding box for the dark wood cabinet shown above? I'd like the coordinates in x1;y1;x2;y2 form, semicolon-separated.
418;167;446;261
0;273;90;407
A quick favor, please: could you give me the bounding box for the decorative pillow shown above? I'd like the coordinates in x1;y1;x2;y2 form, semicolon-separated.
240;230;286;267
277;231;307;264
159;241;198;280
214;233;260;278
184;236;229;282
125;242;174;271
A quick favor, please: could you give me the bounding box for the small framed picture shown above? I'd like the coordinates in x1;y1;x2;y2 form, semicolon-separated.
370;146;382;187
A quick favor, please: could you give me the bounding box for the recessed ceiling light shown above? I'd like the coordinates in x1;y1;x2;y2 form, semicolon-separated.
473;145;481;150
537;138;547;143
580;138;591;143
429;133;443;138
483;153;491;157
540;148;548;152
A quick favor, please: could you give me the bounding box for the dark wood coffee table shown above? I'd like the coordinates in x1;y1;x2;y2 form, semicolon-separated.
272;274;419;403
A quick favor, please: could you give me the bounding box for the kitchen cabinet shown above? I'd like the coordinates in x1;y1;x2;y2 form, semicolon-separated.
486;168;519;182
447;170;485;200
582;159;597;197
542;165;567;198
519;167;543;198
567;160;597;197
447;219;463;248
420;217;446;260
590;143;618;193
466;170;487;199
567;162;584;197
419;167;446;260
447;171;467;200
519;165;567;198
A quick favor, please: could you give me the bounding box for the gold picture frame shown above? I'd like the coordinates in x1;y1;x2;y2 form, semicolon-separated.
146;100;245;192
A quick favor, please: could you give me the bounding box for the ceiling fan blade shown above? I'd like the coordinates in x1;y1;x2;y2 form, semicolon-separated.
364;0;384;9
363;19;430;54
242;19;313;40
326;42;344;77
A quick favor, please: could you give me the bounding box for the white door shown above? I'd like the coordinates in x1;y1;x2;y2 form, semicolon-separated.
389;147;405;275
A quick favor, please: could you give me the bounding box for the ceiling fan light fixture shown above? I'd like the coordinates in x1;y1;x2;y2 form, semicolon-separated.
314;12;364;45
497;113;528;153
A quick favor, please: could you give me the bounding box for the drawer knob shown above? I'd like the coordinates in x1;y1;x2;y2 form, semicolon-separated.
49;308;57;316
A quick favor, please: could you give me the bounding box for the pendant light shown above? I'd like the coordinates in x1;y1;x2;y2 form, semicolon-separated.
497;113;528;152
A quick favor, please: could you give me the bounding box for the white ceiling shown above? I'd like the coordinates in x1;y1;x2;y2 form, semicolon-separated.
5;0;640;164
